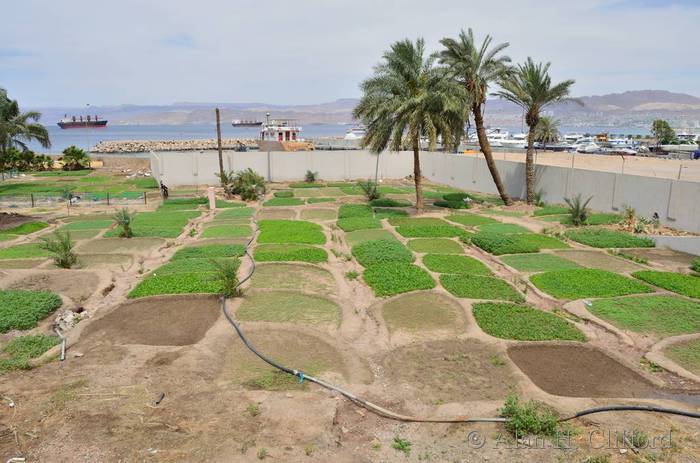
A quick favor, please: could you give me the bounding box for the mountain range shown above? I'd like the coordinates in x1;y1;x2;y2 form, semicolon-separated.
32;90;700;128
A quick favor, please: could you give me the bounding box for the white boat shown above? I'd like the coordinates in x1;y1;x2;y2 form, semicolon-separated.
344;126;366;140
258;114;313;151
576;142;602;154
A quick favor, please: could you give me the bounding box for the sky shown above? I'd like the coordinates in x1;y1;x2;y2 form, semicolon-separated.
2;0;699;107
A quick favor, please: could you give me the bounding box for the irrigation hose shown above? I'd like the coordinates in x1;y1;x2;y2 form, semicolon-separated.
220;212;700;424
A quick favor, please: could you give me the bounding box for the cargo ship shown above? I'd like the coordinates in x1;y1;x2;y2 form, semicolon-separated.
232;119;263;127
57;115;108;129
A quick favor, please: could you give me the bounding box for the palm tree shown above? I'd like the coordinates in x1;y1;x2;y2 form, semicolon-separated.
494;58;581;203
534;116;561;150
354;38;465;211
439;29;513;205
0;88;51;170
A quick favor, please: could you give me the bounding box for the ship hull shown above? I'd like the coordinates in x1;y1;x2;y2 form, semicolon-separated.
232;122;263;128
57;120;108;129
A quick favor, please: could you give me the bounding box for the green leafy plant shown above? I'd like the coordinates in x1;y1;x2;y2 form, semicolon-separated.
407;238;463;254
633;271;700;299
254;244;327;263
564;194;592;226
257;220;325;245
531;268;653;300
692;258;700;273
336;216;381;232
217;168;266;201
338;204;374;218
357;180;381;201
473;302;585;341
352;239;414;267
172;244;245;260
345;270;359;280
422;254;491;275
39;230;77;268
391;437;412;456
112;207;135;238
440;274;524;302
565;228;654;248
363;263;435;296
273;190;293;198
304;170;318;183
0;290;62;333
369;197;411;207
210;258;242;298
500;394;560;438
262;197;304;207
59;145;90;171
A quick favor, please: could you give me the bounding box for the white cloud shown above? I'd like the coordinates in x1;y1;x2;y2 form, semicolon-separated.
3;0;699;106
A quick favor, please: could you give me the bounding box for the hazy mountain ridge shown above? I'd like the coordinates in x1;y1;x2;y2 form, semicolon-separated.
31;90;700;127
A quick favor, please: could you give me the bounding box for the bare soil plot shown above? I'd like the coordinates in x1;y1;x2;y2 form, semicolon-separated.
237;290;341;325
300;208;337;221
507;344;656;398
0;259;47;269
381;291;464;333
553;249;644;273
382;340;517;404
81;295;220;346
8;270;100;302
250;263;337;295
665;339;700;375
622;247;697;272
76;237;165;254
257;208;297;220
77;253;132;268
222;328;358;389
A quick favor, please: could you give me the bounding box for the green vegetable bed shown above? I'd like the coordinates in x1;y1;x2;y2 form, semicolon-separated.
565;228;654;248
440;275;524;302
407;238;463;254
446;214;498;226
500;253;580;272
352;239;414;267
0;290;62;332
257;220;325;245
336;216;381;232
422;254;491;275
530;269;653;300
473;302;585;341
201;224;251;238
255;244;327;263
363;263;435;296
263;197;304;207
171;244;245;260
632;271;700;299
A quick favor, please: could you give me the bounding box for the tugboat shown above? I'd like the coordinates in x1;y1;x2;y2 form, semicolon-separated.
57;114;108;129
232;119;263;128
257;113;313;151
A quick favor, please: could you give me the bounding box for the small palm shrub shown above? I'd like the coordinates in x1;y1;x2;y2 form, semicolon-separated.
210;258;241;298
40;231;78;268
217;168;266;201
305;170;318;183
564;194;592;226
113;208;135;238
691;258;700;273
357;180;381;201
60;146;90;171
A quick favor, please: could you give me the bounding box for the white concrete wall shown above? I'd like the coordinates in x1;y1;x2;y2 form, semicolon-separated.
150;150;700;234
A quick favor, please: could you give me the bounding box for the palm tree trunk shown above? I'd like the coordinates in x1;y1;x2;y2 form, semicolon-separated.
525;127;536;204
473;104;512;205
413;136;424;213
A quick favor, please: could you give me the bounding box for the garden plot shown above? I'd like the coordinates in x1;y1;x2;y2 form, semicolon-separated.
500;253;580;273
171;243;245;260
254;244;327;263
258;208;296;220
8;271;100;303
441;274;524;302
477;223;530;234
471;232;567;255
344;229;396;246
103;209;200;238
293;187;344;197
588;295;700;338
0;289;62;333
473;303;585;341
382;340;518;404
236;290;341;326
621;248;697;272
665;339;700;376
445;213;498;227
223;328;358;390
77;253;132;268
565;228;654;248
633;271;700;299
213;207;255;220
76;237;165;254
263;197;305;207
552;249;643;273
388;217;467;238
300;209;337;221
251;263;337;295
81;295;220;346
129;257;238;298
422;254;491;275
0;258;47;268
201;224;251;239
381;291;464;333
257;220;325;245
0;221;49;241
0;334;60;374
530;268;652;300
0;243;49;260
407;238;463;254
507;345;657;398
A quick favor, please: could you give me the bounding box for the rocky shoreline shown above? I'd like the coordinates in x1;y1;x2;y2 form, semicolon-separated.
91;138;258;153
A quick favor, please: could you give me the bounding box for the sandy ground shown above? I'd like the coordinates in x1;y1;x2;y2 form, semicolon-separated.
1;185;700;462
490;151;700;182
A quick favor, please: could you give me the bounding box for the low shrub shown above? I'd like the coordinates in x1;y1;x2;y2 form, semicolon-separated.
338;204;373;218
352;239;414;267
363;263;435;296
369;198;411;207
336;216;381;232
305;170;318;183
0;290;62;332
565;228;654;248
257;220;325;245
171;244;245;260
473;302;585;341
210;258;242;297
632;271;700;299
500;394;561;438
112;208;135;238
530;268;653;299
263;197;304;207
39;231;78;268
254;244;327;263
218;168;266;200
407;238;463;254
693;258;700;273
422;254;491;275
440;274;524;302
564;194;592;226
357;180;381;201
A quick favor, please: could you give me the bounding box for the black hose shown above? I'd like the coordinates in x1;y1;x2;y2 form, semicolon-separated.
221;207;700;424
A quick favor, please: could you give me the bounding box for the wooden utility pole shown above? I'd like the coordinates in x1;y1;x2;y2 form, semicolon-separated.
215;108;224;182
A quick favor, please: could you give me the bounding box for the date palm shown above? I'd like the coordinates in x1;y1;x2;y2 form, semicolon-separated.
0;88;51;169
354;38;465;211
439;29;512;205
534;116;561;150
494;58;581;203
